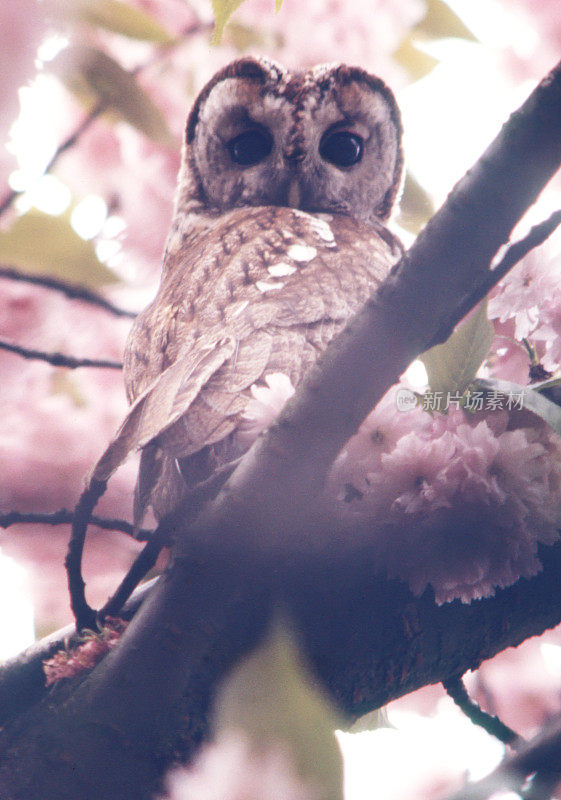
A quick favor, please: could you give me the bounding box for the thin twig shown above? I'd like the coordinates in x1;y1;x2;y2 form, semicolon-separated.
0;265;137;319
443;675;522;748
0;337;123;370
65;460;237;628
96;461;239;618
428;208;561;349
0;508;152;541
66;479;108;631
100;525;172;618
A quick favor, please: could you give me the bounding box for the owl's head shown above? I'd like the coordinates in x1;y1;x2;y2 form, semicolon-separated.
180;57;403;224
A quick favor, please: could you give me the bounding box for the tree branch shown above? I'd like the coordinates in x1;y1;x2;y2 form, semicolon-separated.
0;337;123;369
99;527;171;619
0;508;152;540
66;479;109;631
443;675;521;748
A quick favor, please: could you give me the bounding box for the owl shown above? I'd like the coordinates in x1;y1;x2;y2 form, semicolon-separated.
93;56;405;526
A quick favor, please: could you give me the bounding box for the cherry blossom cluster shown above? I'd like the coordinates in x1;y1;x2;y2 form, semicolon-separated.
333;393;561;603
242;376;561;604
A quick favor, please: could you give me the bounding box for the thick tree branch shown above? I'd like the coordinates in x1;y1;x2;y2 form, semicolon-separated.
2;61;561;800
3;540;561;799
0;579;156;727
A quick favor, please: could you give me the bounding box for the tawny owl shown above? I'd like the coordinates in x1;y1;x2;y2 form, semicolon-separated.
93;56;404;525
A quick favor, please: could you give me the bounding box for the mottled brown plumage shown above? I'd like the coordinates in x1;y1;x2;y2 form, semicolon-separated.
93;57;404;524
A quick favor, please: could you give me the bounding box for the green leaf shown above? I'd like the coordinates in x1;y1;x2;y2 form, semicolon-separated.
475;378;561;437
214;617;345;800
526;375;561;393
211;0;246;44
223;20;278;51
396;171;434;234
47;0;175;43
211;0;283;43
415;0;477;42
78;0;174;42
47;46;174;146
0;209;116;287
393;36;439;82
50;372;88;407
421;301;494;396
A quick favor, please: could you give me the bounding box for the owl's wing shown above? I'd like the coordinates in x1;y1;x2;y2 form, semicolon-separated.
92;335;236;482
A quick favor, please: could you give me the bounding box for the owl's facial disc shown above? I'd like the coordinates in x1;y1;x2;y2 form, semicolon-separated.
188;58;403;221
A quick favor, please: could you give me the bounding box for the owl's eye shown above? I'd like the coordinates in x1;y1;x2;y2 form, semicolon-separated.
227;129;273;166
319;131;363;168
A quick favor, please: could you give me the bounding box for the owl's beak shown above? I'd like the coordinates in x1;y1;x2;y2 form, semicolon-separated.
287;178;301;209
283;145;305;164
283;143;304;208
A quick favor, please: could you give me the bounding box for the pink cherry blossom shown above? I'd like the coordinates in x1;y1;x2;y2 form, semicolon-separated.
129;0;201;38
488;249;547;341
237;372;295;447
468;626;561;738
506;0;561;68
487;319;533;385
489;246;561;375
161;734;320;800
